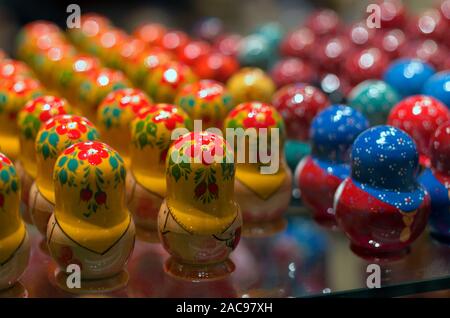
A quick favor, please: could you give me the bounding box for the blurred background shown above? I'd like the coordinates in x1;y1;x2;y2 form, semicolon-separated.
0;0;440;54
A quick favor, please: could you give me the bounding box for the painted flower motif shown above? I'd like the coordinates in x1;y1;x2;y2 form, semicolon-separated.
168;132;234;203
56;141;125;218
47;115;92;139
37;115;98;160
99;88;152;129
77;142;109;165
176;132;225;165
56;120;86;139
229;102;276;129
19;95;70;139
151;107;185;130
132;104;190;150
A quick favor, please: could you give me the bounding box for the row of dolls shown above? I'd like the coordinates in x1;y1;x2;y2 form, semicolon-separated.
0;19;449;294
1;91;449;294
0;33;292;292
0;97;293;294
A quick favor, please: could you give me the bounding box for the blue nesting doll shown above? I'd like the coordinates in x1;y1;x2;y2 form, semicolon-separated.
295;105;369;227
335;125;430;259
383;58;435;98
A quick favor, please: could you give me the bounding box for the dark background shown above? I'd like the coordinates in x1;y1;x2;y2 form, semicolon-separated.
0;0;434;54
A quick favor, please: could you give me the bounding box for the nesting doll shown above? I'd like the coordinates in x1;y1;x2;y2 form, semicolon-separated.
224;102;291;235
272;83;330;171
76;68;130;121
193;52;239;83
383;59;435;98
418;121;450;243
53;54;101;101
144;61;197;103
16;96;72;223
387;95;450;167
335;126;430;259
348;80;400;126
30;115;99;247
0;77;43;159
47;141;135;293
130;48;173;87
226;67;276;105
0;153;30;294
128;104;191;241
97;88;153;166
158;132;241;280
175;79;234;129
295;105;369;227
16;21;65;66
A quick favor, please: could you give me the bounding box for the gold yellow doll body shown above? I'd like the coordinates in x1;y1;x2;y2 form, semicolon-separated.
97;88;153;166
0;77;43;159
0;153;30;291
16;95;72;223
128;104;191;238
175;79;234;129
30;115;99;236
224;102;291;235
226;67;275;105
158;132;242;280
47;141;135;292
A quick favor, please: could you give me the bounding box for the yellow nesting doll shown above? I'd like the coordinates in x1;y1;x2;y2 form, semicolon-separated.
47;141;135;293
144;61;197;103
158;131;242;280
29;115;99;248
128;104;191;241
224;102;291;236
226;67;275;105
76;67;130;122
97;88;153;166
175;79;234;129
0;153;30;294
0;77;43;159
16;95;72;224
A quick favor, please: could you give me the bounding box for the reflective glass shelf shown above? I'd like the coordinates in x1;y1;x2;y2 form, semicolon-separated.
15;202;450;298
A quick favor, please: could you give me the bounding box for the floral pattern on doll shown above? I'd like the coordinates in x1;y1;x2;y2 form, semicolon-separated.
131;104;191;160
54;141;126;218
36;115;99;160
18;96;71;140
98;88;152;129
167;132;234;203
0;154;19;210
